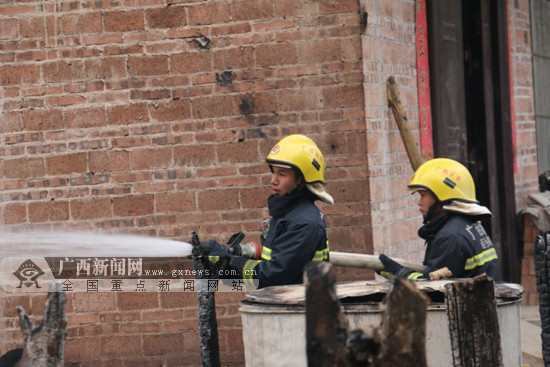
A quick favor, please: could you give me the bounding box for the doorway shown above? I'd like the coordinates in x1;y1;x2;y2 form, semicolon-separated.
426;0;519;281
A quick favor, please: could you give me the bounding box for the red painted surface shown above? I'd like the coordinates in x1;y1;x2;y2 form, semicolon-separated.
415;0;434;160
507;0;518;173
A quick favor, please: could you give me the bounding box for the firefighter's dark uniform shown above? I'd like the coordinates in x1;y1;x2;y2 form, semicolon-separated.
401;212;499;280
229;189;329;288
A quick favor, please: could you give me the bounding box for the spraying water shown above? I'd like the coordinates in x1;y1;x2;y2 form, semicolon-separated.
0;229;195;294
0;229;193;258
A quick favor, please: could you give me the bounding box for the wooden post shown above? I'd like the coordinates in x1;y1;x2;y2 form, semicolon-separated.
376;277;429;367
444;275;503;367
534;232;550;364
190;231;221;367
305;262;428;366
305;261;354;366
17;281;66;367
387;75;426;171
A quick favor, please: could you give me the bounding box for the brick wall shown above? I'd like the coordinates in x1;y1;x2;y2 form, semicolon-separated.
0;0;372;365
361;0;425;263
521;215;539;306
0;0;540;365
509;0;539;207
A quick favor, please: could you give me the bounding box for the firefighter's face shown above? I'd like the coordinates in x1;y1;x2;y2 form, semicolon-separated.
416;189;436;217
270;166;300;196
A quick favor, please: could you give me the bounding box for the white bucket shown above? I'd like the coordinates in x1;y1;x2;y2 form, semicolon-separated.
240;280;523;367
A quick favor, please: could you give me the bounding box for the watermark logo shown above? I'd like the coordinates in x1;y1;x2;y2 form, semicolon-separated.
13;259;45;288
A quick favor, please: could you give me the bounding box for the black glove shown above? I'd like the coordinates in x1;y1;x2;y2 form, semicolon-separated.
200;239;231;259
378;254;412;279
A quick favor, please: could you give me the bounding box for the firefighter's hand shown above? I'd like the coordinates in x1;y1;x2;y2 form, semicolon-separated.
200;239;231;258
378;254;406;278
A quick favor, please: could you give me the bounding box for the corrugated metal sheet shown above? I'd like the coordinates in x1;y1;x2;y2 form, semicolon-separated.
531;0;550;172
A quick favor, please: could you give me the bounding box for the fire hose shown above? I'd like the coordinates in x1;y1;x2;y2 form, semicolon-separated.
222;231;426;273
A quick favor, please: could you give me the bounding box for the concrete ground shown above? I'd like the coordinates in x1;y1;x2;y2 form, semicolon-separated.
521;305;545;367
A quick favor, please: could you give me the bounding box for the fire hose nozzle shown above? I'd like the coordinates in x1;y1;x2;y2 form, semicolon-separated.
228;242;262;260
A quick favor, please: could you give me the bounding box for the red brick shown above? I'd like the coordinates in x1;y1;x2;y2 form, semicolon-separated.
239;187;268;209
128;55;169;76
65;107;106;128
188;2;230;25
59;12;102;35
43;60;85;82
28;200;69;222
2;203;27;224
4;157;45;179
73;292;117;312
142;309;182;321
0;111;22;133
298;38;344;63
89;150;131;173
71;198;112;220
217;141;260;164
131;148;171;170
155;192;196;214
65;337;101;361
174;145;216;167
83;57;126;79
117;292;159;311
143;333;184;356
323;84;364;108
255;43;298;67
113;195;154;217
22;109;63;131
198;189;240;211
274;0;317;17
0;64;40;85
104;10;145;32
146;6;187;29
106;103;149;125
1;296;30;317
119;321;162;334
160;291;196;309
150;99;192;122
183;331;201;352
230;0;274;21
100;335;141;357
192;95;239;119
319;0;358;14
171;52;212;74
46;153;87;175
277;88;319;111
19;16;48;37
212;46;254;70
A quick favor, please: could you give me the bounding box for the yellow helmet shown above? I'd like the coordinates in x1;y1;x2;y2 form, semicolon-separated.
266;134;325;184
408;158;477;203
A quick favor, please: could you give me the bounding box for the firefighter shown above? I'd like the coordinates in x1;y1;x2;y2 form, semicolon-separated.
204;134;333;288
378;158;500;280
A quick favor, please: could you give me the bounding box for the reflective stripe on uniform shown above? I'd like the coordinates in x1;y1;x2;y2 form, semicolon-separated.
464;248;498;271
243;259;261;286
208;256;220;263
262;245;328;262
261;246;272;260
311;248;329;262
407;272;424;280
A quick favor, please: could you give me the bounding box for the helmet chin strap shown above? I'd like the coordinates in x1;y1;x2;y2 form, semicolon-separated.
286;182;305;196
423;200;443;223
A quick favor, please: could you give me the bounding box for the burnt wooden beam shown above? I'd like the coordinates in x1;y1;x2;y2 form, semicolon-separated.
191;231;221;367
444;275;503;367
376;277;429;367
17;282;66;367
387;76;425;171
535;232;550;364
305;262;428;366
305;261;354;366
